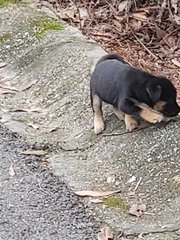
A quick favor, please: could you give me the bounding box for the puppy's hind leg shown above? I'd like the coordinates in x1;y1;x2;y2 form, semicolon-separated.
91;94;105;134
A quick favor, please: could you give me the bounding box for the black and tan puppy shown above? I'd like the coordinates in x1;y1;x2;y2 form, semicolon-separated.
90;53;180;134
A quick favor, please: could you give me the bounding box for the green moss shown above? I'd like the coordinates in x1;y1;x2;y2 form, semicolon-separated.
0;33;12;42
103;196;130;211
0;0;23;6
30;17;63;38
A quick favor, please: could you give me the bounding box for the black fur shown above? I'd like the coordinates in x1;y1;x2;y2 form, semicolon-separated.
90;53;180;118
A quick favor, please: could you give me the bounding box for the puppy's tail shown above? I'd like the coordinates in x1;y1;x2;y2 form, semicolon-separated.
96;53;127;65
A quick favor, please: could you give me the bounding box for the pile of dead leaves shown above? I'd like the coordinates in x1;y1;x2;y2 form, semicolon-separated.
39;0;180;93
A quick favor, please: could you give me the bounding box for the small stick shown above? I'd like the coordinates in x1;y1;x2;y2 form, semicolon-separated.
133;33;158;59
134;177;142;192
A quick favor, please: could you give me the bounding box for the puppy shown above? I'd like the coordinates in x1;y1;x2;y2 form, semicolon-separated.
90;53;180;134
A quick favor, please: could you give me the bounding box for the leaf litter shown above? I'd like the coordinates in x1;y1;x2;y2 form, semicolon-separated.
74;189;121;197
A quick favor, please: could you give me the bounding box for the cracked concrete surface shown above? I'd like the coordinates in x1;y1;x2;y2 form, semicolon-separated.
0;1;179;239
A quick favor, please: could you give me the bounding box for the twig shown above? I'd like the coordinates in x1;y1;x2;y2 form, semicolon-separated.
133;33;158;59
134;177;142;192
102;118;179;137
102;125;149;137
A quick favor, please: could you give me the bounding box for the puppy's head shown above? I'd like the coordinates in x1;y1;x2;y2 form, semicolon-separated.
146;77;180;117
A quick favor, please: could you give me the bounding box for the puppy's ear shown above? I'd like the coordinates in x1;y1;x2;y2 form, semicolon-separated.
146;84;162;103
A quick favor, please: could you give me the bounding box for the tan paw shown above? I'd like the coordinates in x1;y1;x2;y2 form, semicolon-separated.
125;115;138;132
141;109;164;123
94;116;105;135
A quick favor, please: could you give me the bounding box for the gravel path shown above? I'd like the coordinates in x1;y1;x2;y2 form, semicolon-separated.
0;125;100;240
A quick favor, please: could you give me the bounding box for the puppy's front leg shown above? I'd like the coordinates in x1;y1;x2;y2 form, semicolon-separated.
91;94;105;135
119;98;163;124
113;107;137;131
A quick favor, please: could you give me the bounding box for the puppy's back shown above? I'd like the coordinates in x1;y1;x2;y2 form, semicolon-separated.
96;53;127;65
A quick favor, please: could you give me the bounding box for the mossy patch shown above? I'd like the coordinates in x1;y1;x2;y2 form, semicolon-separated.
30;17;63;38
0;33;12;42
103;196;130;211
0;0;23;6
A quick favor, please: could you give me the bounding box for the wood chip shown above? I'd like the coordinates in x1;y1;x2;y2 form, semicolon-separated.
74;190;120;197
9;165;16;176
0;83;19;92
21;149;47;156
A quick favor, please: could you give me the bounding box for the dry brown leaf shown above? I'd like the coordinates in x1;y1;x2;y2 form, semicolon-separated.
0;84;19;92
172;175;180;184
97;226;113;240
9;165;16;176
21;149;47;156
156;27;167;40
20;79;38;91
172;59;180;68
44;126;59;133
26;122;40;130
79;7;89;19
0;62;6;68
131;12;148;21
11;108;43;113
74;190;120;197
129;203;146;217
57;7;76;20
0;89;17;94
118;0;128;12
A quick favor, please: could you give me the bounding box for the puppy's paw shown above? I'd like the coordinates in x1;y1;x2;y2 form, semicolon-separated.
140;109;163;123
94;115;105;135
125;115;138;132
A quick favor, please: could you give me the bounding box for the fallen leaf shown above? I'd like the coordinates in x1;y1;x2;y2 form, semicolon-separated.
74;190;120;197
97;226;113;240
26;122;40;130
56;7;76;20
156;27;167;40
118;0;128;12
11;108;43;113
172;175;180;184
0;62;6;68
21;149;47;156
172;59;180;68
9;165;16;176
131;12;148;21
78;7;89;19
44;126;59;133
0;89;17;94
129;203;146;217
0;84;19;92
20;79;38;91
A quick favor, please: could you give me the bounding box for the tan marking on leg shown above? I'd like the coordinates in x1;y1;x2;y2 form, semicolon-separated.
125;114;138;131
92;95;105;134
94;114;105;135
139;103;164;123
153;101;166;112
113;107;125;121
